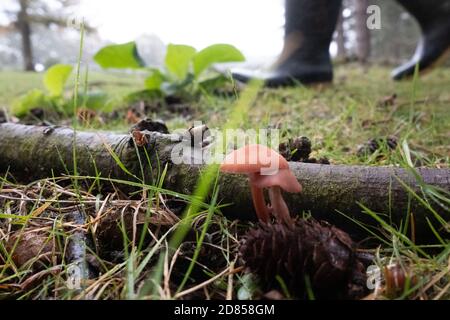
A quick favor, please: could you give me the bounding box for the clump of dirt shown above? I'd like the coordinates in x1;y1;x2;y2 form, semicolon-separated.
279;136;330;164
357;135;398;157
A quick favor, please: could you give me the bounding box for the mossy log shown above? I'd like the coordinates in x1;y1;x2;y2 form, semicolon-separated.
1;123;449;239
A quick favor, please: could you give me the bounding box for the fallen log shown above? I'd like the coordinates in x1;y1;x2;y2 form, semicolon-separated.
0;123;449;239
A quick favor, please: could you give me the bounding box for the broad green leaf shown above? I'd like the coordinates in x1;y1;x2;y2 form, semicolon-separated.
11;89;52;117
165;44;197;80
193;44;245;76
43;64;73;96
94;42;145;69
145;69;164;90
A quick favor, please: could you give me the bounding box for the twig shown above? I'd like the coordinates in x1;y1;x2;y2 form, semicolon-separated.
226;261;235;300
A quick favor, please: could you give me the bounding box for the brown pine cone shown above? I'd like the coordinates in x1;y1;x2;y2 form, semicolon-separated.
279;136;312;162
239;219;369;299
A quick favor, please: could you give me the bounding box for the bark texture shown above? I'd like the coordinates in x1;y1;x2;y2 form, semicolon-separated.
335;9;347;61
1;123;449;238
355;0;371;63
18;0;35;71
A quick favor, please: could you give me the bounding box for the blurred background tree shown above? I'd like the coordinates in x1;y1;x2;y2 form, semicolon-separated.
0;0;96;71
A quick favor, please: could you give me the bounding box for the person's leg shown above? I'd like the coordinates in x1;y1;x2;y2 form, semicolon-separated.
232;0;342;87
392;0;450;80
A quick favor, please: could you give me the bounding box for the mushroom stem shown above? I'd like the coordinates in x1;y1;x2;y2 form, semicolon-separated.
268;186;292;225
250;184;270;223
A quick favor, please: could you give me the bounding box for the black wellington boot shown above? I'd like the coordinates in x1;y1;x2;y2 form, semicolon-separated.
392;0;450;80
231;0;342;87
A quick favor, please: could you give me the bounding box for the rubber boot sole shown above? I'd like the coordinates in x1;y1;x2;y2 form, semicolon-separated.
394;45;450;80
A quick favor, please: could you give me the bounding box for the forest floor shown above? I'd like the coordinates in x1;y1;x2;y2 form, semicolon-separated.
0;65;449;300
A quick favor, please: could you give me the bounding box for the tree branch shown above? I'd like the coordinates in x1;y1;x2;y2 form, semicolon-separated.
0;123;449;239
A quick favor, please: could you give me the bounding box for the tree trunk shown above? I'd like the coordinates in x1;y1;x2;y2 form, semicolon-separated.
354;0;371;63
0;123;449;239
336;9;347;61
17;0;35;71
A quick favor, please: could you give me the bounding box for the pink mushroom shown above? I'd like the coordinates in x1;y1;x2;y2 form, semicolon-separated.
220;144;302;224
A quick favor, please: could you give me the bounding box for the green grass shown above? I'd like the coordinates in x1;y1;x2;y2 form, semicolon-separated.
1;65;450;300
2;65;448;166
0;70;144;107
194;65;450;167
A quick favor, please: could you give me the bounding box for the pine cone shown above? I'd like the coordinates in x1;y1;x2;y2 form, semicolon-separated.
279;136;312;162
239;219;369;299
290;136;312;161
357;136;398;157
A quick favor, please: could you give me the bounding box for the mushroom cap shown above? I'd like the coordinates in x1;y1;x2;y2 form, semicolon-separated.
251;169;302;193
220;144;289;175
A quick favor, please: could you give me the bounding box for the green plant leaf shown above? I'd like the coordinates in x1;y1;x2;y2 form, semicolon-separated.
193;44;245;76
94;42;145;69
165;44;197;80
161;73;194;96
11;89;52;117
43;64;73;97
198;74;229;92
145;69;164;90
